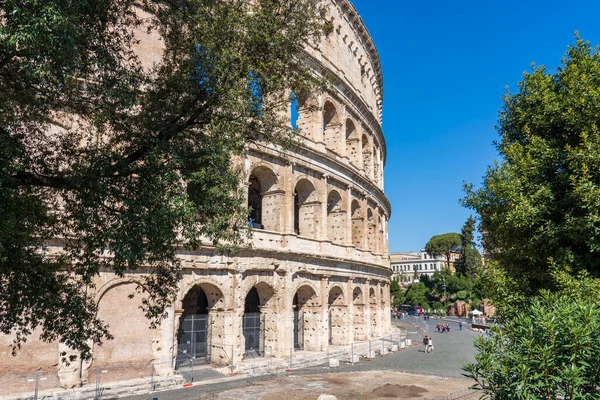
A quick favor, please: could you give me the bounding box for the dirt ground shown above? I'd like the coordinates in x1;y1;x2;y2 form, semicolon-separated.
216;370;474;400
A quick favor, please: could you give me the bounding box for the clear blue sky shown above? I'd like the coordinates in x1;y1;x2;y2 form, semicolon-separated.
351;0;600;252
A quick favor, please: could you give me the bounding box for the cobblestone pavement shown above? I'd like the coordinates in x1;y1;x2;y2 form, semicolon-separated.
122;317;479;399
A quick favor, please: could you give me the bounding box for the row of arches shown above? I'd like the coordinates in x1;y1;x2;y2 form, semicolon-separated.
175;278;388;367
247;165;387;253
291;94;384;187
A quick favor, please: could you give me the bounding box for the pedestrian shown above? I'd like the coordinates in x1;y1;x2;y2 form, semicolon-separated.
459;320;463;331
447;324;451;333
426;336;434;353
422;334;429;352
248;217;255;228
436;323;440;333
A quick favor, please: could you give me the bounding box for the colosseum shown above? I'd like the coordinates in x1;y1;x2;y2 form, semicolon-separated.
1;0;391;388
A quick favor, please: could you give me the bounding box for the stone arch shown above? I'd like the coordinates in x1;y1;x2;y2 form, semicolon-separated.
176;281;225;367
292;283;320;351
176;277;228;311
351;199;363;248
352;286;366;341
323;100;341;154
362;133;372;176
241;282;277;355
327;190;345;244
93;281;156;368
248;165;281;231
294;178;319;238
345;118;360;167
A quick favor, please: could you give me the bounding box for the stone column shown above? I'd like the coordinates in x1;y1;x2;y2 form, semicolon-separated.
156;305;176;375
318;176;328;241
209;308;241;367
261;189;285;232
345;188;353;247
283;163;295;236
319;276;330;350
363;280;372;339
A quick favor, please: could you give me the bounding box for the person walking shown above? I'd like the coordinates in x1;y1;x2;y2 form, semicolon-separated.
459;319;463;331
422;334;429;352
426;336;433;353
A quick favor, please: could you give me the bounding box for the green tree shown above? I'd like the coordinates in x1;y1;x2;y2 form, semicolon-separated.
463;37;600;294
425;232;461;269
0;0;325;359
454;216;482;277
404;282;429;307
464;271;600;398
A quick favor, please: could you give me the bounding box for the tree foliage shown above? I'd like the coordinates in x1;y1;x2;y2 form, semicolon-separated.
0;0;325;359
464;271;600;399
463;36;600;294
425;232;460;269
454;216;482;277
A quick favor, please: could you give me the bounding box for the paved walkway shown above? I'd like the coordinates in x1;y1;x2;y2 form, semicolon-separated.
121;318;479;399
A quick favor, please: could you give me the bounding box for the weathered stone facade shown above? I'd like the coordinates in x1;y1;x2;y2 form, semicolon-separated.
0;0;391;387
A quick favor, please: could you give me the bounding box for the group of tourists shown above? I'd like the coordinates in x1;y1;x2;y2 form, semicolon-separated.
436;323;451;333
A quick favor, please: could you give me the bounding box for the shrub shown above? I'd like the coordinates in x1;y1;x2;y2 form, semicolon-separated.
464;275;600;398
433;301;443;310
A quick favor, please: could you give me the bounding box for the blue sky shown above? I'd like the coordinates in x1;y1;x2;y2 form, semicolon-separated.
351;0;600;252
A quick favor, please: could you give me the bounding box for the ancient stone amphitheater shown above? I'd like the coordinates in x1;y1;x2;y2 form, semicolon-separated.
1;0;391;388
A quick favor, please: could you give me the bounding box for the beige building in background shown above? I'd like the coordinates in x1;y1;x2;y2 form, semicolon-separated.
0;0;392;389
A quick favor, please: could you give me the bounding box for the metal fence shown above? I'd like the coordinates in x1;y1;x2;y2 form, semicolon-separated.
0;361;174;400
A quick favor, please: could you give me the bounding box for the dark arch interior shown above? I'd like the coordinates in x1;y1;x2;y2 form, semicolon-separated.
248;174;262;226
182;286;209;315
293;190;300;234
245;287;261;313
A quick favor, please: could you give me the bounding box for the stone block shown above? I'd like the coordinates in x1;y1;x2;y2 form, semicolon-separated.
350;354;360;363
380;347;389;355
406;339;412;346
391;344;398;352
400;341;406;349
366;350;376;359
318;395;337;400
328;358;340;368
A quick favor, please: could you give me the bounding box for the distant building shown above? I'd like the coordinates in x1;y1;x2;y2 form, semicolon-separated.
390;250;460;283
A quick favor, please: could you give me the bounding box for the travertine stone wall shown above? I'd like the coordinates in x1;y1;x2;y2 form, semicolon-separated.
0;0;392;387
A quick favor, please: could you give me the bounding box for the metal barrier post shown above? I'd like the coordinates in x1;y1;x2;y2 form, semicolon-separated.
231;345;235;372
95;367;100;400
289;347;293;370
150;362;155;392
351;343;355;364
34;374;39;400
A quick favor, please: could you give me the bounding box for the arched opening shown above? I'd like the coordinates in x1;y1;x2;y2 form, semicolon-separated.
352;287;366;341
346;119;360;167
351;200;363;248
242;283;276;356
323;101;340;154
247;167;279;231
328;286;347;345
327;190;345;244
177;283;224;368
294;179;318;238
362;134;371;176
292;285;319;351
243;287;261;355
290;90;299;130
